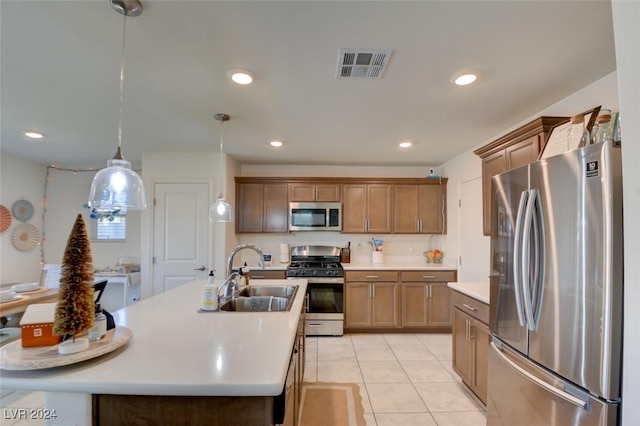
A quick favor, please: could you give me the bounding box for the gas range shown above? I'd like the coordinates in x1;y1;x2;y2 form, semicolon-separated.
286;245;344;336
286;260;344;278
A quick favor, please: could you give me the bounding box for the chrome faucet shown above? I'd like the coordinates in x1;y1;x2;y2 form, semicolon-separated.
218;271;240;303
218;244;265;303
226;244;265;278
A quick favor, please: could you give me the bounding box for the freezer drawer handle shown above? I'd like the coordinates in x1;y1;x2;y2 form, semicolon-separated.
490;342;588;409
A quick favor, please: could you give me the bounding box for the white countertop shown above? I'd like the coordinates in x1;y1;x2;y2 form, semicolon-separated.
343;261;455;271
447;281;490;304
0;279;307;397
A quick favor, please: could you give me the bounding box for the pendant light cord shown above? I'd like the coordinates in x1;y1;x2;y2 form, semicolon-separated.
219;119;225;198
116;14;128;157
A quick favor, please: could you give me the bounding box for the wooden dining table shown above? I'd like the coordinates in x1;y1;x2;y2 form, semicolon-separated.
0;287;59;318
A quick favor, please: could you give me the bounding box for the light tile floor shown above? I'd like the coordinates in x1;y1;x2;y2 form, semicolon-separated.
0;333;486;426
304;333;486;426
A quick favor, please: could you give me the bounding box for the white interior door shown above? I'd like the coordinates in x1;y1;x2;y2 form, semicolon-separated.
458;177;491;282
153;183;209;295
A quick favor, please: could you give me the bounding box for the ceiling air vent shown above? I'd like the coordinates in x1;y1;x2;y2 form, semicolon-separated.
337;48;392;79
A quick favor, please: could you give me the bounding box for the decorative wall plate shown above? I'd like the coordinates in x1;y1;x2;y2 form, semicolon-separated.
0;205;11;233
11;223;41;252
12;200;34;222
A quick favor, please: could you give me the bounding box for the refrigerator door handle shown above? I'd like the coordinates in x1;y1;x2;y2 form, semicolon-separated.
530;189;545;331
490;342;588;409
513;190;529;327
521;188;539;330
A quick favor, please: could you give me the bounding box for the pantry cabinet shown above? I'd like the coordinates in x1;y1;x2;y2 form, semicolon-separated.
288;183;341;202
394;184;446;234
236;182;288;233
474;116;567;235
452;290;490;404
342;184;393;233
345;271;399;329
401;271;455;329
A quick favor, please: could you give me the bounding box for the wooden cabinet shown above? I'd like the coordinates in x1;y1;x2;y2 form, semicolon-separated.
236;183;288;233
248;270;287;280
394;184;446;234
288;183;341;202
474;116;567;235
345;271;399;329
452;290;490;404
401;271;456;329
235;177;446;235
342;184;392;233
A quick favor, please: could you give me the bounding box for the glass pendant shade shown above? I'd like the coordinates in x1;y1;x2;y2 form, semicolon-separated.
88;147;147;211
209;113;233;222
209;194;233;222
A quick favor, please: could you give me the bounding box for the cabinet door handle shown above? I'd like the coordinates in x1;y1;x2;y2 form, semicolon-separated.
422;275;436;280
371;285;375;298
425;285;428;298
419;220;423;231
469;322;475;339
465;319;469;340
462;303;477;312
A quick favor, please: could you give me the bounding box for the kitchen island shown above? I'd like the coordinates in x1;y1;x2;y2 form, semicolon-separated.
0;278;308;425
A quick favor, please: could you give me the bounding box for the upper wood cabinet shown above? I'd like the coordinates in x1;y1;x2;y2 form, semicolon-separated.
288;183;341;202
235;182;288;233
342;184;393;233
474;116;567;235
394;184;446;234
236;177;447;234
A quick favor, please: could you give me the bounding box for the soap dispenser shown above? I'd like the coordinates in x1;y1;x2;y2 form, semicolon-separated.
201;270;218;311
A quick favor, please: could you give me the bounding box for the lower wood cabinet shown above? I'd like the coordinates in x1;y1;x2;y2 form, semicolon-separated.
345;271;399;329
401;271;455;329
345;270;457;332
452;291;489;404
248;270;287;280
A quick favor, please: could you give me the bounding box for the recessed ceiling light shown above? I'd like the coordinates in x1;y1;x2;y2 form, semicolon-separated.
451;70;479;86
454;74;477;85
24;131;44;139
399;141;412;148
228;68;255;85
269;140;283;147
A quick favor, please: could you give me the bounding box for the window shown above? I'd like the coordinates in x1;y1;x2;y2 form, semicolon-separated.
92;215;126;241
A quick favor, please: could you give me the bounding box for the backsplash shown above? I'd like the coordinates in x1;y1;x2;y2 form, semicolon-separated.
237;233;451;267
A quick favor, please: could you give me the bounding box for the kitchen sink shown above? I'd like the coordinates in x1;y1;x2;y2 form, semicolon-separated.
220;296;292;312
238;285;298;299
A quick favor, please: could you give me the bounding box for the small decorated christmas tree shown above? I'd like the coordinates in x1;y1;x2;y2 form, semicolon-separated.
54;214;95;350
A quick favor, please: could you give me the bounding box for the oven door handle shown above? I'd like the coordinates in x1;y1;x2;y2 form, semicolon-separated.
305;293;310;312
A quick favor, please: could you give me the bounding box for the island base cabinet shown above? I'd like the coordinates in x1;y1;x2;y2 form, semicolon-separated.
92;394;275;425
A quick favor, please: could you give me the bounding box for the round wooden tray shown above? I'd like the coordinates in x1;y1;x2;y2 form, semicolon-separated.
0;326;132;370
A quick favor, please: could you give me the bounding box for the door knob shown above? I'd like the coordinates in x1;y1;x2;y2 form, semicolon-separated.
193;266;206;271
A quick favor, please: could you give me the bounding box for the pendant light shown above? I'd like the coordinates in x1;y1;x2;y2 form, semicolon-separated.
209;113;233;222
88;0;146;211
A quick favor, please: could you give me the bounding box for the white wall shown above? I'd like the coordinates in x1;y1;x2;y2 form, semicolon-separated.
0;153;46;284
440;71;619;283
0;154;141;285
612;0;640;423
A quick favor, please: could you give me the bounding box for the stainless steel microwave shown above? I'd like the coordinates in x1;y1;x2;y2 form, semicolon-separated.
289;202;342;231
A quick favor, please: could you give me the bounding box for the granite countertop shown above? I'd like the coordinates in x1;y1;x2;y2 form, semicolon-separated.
1;279;308;397
447;281;490;304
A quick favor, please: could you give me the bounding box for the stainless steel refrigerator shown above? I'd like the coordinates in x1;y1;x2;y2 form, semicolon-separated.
487;140;623;425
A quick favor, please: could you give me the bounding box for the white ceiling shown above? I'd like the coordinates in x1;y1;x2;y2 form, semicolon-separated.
1;0;616;167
